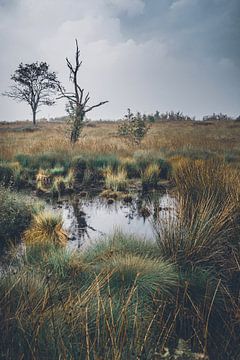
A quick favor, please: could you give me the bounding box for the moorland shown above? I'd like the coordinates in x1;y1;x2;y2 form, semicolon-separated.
0;118;239;359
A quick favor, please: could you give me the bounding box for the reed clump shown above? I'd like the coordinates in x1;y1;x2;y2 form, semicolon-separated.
23;211;68;247
141;163;160;190
104;167;128;191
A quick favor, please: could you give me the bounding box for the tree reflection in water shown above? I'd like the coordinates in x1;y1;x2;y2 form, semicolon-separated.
72;200;97;248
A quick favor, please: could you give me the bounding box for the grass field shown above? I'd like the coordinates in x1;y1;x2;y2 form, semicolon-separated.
1;119;240;161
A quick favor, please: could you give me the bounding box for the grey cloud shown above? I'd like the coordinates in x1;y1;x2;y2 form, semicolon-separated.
0;0;239;121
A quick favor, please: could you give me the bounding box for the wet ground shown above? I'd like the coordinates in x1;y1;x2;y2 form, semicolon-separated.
51;191;176;250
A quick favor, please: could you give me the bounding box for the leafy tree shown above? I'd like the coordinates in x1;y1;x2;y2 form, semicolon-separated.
118;109;150;145
58;40;108;143
3;62;59;125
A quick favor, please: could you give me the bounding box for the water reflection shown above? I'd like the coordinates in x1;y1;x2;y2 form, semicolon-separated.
55;191;176;250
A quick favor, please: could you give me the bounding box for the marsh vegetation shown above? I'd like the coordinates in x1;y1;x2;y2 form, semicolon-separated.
0;119;239;359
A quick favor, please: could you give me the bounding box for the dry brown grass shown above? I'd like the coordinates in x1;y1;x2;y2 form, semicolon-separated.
1;120;240;161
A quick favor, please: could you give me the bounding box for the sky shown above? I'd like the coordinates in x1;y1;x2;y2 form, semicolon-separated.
0;0;239;121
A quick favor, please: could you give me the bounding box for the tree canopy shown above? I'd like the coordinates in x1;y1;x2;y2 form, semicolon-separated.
3;62;59;125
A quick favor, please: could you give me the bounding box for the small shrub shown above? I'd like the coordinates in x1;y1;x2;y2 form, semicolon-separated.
82;167;102;185
118;109;150;145
83;231;161;262
173;159;239;206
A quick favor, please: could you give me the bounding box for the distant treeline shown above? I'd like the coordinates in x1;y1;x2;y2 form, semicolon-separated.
47;111;240;123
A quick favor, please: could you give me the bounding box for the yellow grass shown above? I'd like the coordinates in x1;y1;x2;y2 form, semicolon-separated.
1;120;240;162
23;211;68;247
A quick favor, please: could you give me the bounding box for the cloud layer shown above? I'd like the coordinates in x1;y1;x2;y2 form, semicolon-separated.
0;0;239;121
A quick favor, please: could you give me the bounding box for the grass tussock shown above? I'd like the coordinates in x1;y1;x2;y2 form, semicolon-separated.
0;187;33;251
141;163;160;190
173;159;240;204
104;167;128;191
23;211;68;247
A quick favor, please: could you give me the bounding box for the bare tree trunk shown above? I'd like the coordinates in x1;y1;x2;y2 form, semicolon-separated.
32;109;36;125
57;40;108;143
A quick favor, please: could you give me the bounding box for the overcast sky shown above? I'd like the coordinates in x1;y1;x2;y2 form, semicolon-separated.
0;0;239;121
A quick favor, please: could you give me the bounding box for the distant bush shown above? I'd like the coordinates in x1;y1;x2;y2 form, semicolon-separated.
159;111;194;121
202;113;233;121
118;109;150;145
0;188;32;250
49;166;65;176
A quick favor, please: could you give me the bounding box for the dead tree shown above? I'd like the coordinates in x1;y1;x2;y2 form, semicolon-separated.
58;40;108;143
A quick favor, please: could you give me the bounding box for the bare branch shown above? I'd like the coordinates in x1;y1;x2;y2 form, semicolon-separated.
59;39;108;143
85;101;109;113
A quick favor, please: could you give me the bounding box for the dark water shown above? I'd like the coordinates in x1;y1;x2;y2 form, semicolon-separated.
51;191;176;250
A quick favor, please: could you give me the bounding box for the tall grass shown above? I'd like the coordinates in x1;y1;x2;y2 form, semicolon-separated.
141;163;160;190
173;159;240;206
0;234;179;359
152;159;240;359
1;222;239;359
154;193;237;270
104;167;128;191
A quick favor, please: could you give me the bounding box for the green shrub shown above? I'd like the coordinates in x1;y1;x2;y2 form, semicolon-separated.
118;109;150;145
51;176;66;196
0;188;33;250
